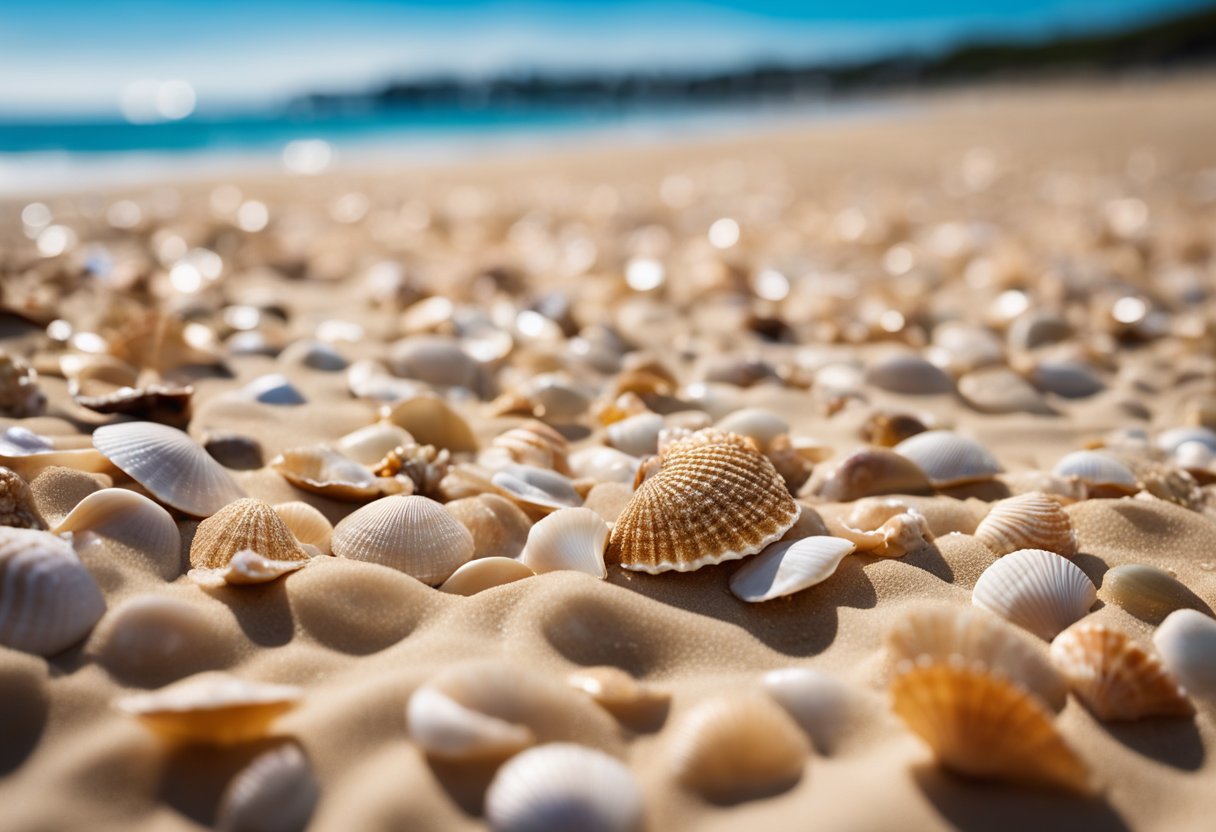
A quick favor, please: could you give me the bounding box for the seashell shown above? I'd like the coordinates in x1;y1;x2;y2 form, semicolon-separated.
860;410;929;448
714;408;789;452
893;430;1003;487
1051;450;1137;494
490;420;569;472
190;498;308;570
761;667;879;755
492;464;583;514
804;447;933;502
974;492;1077;557
668;694;809;803
0;466;42;528
605;411;664;457
958;367;1055;415
518;374;593;421
331;495;473;584
1026;359;1105;399
93;422;246;517
1173;440;1215;473
568;446;640;485
1007;310;1072;351
0;349;47;417
271;445;413;502
764;434;822;493
347;359;429;403
115;672;303;744
334;423;414;465
1153;609;1216;700
609;430;800;574
1098;563;1209;623
273;501;333;554
388;335;483;392
520;507;610;578
890;658;1092;793
566;666;670;717
1;426;111;480
382;394;478;453
485;743;644;832
438;557;535;595
998;470;1087;503
886;603;1068;711
1156;426;1216;456
373;442;451;499
592;392;650;427
237;373;307;405
0;527;105;656
729;536;855;602
202;431;264;470
445;493;533;559
972;548;1097;640
864;353;955;395
216;743;319;832
28;465;104;528
928;322;1005;374
54;488;182;579
278;338;349;371
189;548;309;587
1050;623;1193;721
74;382;193;427
89;594;237;685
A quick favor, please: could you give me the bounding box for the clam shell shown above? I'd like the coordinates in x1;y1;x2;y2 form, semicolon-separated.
28;465;104;528
382;394;478;453
606;412;664;457
1027;359;1105;399
272;501;333;554
974;492;1077;557
115;672;302;744
388;335;482;391
729;536;856;603
668;694;809;803
958;367;1055;415
0;465;42;528
972;548;1097;640
438;557;535;595
216;743;319;832
520;507;610;578
714;408;789;452
278;338;349;371
864;353;955;395
190;548;308;587
271;445;413;502
566;666;670;717
334;423;414;465
331;495;473;584
492;464;583;514
1051;450;1137;491
894;430;1003;487
93;422;245;517
0;527;105;656
890;658;1092;793
1099;563;1210;623
805;447;933;502
609;430;799;574
54;488;182;579
190;498;308;570
1153;609;1216;700
238;373;306;405
445;493;533;559
1;426;111;480
485;744;644;832
567;446;640;485
1050;623;1193;721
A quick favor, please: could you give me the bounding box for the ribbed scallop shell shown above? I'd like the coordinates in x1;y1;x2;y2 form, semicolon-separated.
729;536;856;602
190;499;304;572
485;744;644;832
1153;610;1216;700
805;447;933;502
492;420;570;472
1099;563;1207;624
890;658;1092;793
216;743;319;832
438;557;535;595
445;493;533;559
1050;623;1193;721
0;527;105;656
331;495;473;584
608;430;800;574
272;501;333;554
972;548;1097;640
382;394;478;453
189;548;308;587
1051;450;1137;491
668;694;809;803
93;422;245;517
115;672;303;744
271;446;413;502
864;353;955;395
974;492;1077;557
520;507;609;578
55;488;182;579
893;430;1003;487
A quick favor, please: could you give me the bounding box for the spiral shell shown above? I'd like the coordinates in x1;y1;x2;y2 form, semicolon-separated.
115;672;302;744
974;492;1077;557
0;527;105;656
216;743;319;832
893;430;1003;487
190;498;308;570
972;548;1097;640
331;495;473;585
729;536;856;602
520;507;610;578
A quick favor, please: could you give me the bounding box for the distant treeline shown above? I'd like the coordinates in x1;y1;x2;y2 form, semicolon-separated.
297;4;1216;113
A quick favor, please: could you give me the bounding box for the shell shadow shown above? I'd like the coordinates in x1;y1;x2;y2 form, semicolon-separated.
887;541;953;583
201;582;296;648
425;755;502;818
0;666;48;775
1071;552;1111;588
1102;718;1205;771
156;736;289;826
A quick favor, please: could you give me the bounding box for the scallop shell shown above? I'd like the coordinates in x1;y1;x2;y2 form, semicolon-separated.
1051;450;1137;492
272;501;333;554
972;548;1097;640
115;672;302;744
93;422;246;517
0;527;105;656
490;420;570;472
190;498;308;570
54;488;182;579
567;446;640;485
492;464;583;514
28;465;104;528
237;374;307;405
271;445;413;502
890;658;1092;793
520;507;610;578
864;353;955;395
609;430;800;574
714;408;789;452
894;431;1003;487
1099;564;1209;623
606;411;664;457
331;495;473;584
445;493;533;559
1153;609;1216;700
1;426;111;480
668;694;809;803
729;536;856;602
438;557;535;595
1027;359;1105;399
566;666;670;717
1050;623;1193;720
382;394;478;453
974;492;1077;557
805;447;933;502
278;338;349;371
334;423;414;465
216;743;319;832
485;744;644;832
189;548;309;587
958;367;1055;415
0;466;42;528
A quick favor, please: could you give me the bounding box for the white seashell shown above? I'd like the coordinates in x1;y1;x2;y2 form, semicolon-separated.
1051;450;1137;491
115;672;303;744
382;394;478;453
438;557;535;595
864;353;955;395
1153;609;1216;700
958;367;1055;415
0;426;111;480
388;335;482;392
271;445;413;502
606;412;665;457
714;408;789;452
1027;359;1105;399
1157;426;1216;455
974;492;1077;558
762;667;871;754
894;430;1003;487
1173;440;1214;471
348;359;429;403
485;744;644;832
189;548;309;587
407;684;535;760
520;507;609;578
568;446;640;484
729;536;856;602
53;487;182;579
272;501;333;554
238;374;306;405
216;743;319;832
334;423;414;465
93;422;246;517
929;322;1006;374
492;464;582;513
278;338;349;371
0;527;106;656
331;495;473;584
972;548;1097;640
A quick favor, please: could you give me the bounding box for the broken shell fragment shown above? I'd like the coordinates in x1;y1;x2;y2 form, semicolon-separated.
271;446;413;502
115;672;303;744
189;548;309;587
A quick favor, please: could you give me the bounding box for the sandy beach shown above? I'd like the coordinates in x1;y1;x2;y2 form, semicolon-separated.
2;76;1216;831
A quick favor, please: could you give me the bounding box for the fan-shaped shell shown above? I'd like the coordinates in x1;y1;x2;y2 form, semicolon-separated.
485;743;644;832
492;464;582;514
271;445;413;502
1050;623;1193;720
93;422;245;517
189;548;309;587
958;367;1055;415
445;493;533;559
972;548;1097;640
729;536;856;602
1099;564;1208;623
331;495;473;584
890;658;1092;793
115;672;303;744
383;394;478;453
1153;609;1216;700
520;507;609;578
438;557;535;595
668;694;809;803
0;527;105;656
216;743;319;832
714;408;789;452
272;501;333;554
190;498;307;570
55;488;182;579
605;411;664;458
864;353;955;395
1051;450;1137;491
974;492;1077;557
894;431;1003;487
609;430;800;574
805;447;933;502
334;423;414;465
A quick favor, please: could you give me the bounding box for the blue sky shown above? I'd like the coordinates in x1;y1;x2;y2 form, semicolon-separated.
0;0;1207;114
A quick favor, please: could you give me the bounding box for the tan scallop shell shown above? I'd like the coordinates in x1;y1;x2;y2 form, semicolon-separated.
520;507;610;578
1050;623;1193;721
216;743;319;832
93;421;246;517
54;488;183;580
890;658;1092;793
972;548;1097;640
445;493;533;559
668;694;809;803
382;394;478;453
331;495;473;585
1099;563;1209;623
272;501;333;554
804;447;933;502
271;445;414;502
729;536;856;602
974;492;1077;557
566;666;671;717
0;465;42;528
608;430;800;573
28;465;104;528
438;557;535;595
190;498;308;570
115;672;302;744
490;420;570;472
189;548;309;587
893;430;1003;487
